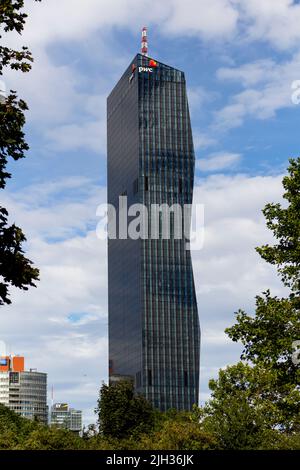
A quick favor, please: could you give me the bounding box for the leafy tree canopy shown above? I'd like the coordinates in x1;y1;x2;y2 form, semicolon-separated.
256;158;300;295
96;380;156;439
0;0;40;305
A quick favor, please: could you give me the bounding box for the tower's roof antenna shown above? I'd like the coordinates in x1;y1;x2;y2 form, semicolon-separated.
141;27;148;57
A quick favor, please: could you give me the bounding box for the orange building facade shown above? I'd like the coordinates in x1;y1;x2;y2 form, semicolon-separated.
0;356;25;373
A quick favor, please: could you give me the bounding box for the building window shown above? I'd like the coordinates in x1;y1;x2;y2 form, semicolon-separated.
148;369;152;387
145;176;149;191
133;178;139;195
179;177;183;194
184;371;188;387
136;371;141;388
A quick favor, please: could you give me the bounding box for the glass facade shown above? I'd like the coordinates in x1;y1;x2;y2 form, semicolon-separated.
107;54;200;411
0;370;48;423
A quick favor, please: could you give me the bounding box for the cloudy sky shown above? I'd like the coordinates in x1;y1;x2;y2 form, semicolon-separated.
1;0;300;424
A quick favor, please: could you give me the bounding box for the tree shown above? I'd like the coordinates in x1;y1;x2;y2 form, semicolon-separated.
199;158;300;448
136;414;218;450
19;426;85;451
96;380;156;439
199;363;294;449
256;157;300;296
0;403;35;449
225;158;300;431
226;292;300;386
0;0;41;305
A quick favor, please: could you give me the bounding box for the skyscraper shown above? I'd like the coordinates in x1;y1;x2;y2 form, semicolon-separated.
107;48;200;411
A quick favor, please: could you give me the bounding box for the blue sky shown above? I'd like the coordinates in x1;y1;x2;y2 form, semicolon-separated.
1;0;300;424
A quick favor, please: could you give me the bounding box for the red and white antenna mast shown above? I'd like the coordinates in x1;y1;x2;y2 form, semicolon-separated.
141;27;148;56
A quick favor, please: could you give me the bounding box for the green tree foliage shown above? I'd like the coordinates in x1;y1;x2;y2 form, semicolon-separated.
227;294;299;374
136;417;218;450
19;426;85;451
88;407;218;450
0;403;85;450
0;0;40;305
96;380;156;439
0;403;35;448
226;160;300;383
1;381;299;450
199;158;300;448
199;364;295;449
256;158;300;295
0;0;41;75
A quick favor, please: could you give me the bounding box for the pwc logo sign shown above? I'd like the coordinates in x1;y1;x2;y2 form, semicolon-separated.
139;59;158;73
139;66;153;73
129;60;158;82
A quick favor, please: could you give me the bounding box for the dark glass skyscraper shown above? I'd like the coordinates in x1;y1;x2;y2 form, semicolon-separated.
107;53;200;411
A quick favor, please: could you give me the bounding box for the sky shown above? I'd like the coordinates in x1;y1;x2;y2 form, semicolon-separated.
1;0;300;425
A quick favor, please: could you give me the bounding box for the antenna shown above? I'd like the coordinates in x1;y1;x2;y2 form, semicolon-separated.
141;27;148;57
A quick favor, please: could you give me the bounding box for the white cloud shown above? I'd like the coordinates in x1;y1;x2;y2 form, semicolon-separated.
192;172;286;306
237;0;300;50
2;177;105;239
214;52;300;130
5;48;81;124
191;172;288;395
188;86;216;114
46;119;106;153
197;152;241;171
21;0;238;47
3;0;300;152
192;130;217;150
19;0;300;53
164;0;238;38
217;59;277;87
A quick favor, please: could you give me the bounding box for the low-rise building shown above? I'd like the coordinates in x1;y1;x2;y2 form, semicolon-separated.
50;402;82;434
